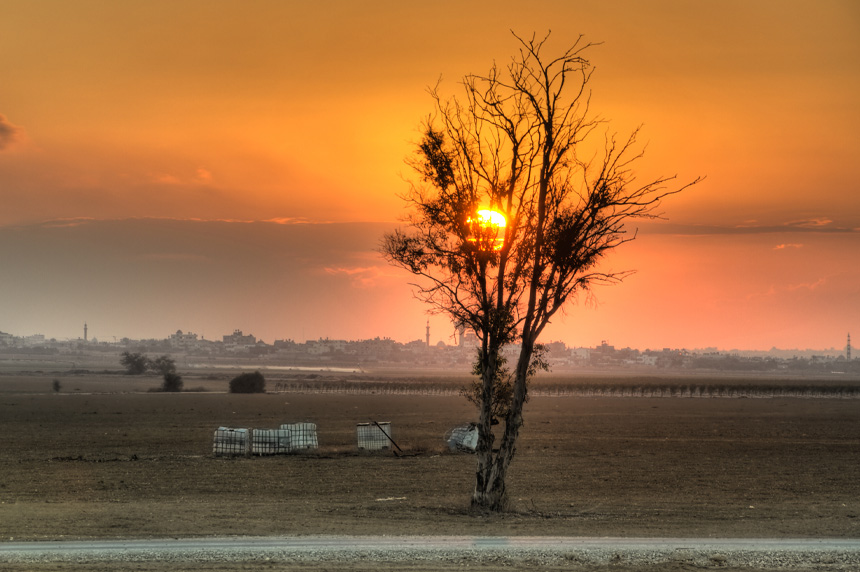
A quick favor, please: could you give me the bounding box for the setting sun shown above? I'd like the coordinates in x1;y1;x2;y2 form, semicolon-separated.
467;208;507;250
475;209;507;229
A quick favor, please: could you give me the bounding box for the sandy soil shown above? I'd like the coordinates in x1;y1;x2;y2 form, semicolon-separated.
1;373;859;570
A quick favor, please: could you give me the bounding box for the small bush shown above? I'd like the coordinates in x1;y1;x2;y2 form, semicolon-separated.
161;372;183;392
52;379;62;393
229;371;266;394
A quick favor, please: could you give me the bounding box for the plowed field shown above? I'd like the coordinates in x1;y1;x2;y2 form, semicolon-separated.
2;372;859;544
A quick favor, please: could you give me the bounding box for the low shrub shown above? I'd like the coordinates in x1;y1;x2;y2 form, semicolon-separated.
229;371;266;394
161;372;183;392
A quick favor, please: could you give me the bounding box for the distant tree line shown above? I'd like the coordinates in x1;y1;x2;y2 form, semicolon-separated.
120;351;177;375
120;351;182;392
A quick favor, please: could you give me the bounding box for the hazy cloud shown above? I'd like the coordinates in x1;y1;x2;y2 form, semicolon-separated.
787;278;827;292
0;113;21;150
324;265;388;288
641;220;859;235
150;167;214;186
39;217;97;228
264;217;313;225
195;168;212;183
787;217;833;228
748;277;828;300
151;172;183;185
773;243;803;250
139;252;210;262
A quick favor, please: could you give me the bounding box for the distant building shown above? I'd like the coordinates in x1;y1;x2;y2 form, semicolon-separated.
273;339;299;350
305;338;347;355
168;329;199;349
222;329;256;352
22;334;46;347
570;347;591;362
455;323;479;347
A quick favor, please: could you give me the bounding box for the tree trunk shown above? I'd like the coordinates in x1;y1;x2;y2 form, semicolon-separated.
472;438;513;511
473;343;500;509
471;453;509;510
472;340;533;511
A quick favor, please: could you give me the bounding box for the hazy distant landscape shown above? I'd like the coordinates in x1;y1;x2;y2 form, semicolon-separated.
1;218;858;353
1;327;856;379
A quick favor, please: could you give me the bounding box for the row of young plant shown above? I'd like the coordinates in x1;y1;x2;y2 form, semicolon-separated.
270;379;860;399
271;380;460;395
533;384;860;398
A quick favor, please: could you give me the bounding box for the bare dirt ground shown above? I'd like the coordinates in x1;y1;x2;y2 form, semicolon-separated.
1;371;859;570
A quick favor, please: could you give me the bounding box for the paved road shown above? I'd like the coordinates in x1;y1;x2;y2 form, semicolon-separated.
2;536;860;568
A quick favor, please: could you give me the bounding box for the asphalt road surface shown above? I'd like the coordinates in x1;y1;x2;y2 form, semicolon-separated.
2;536;860;569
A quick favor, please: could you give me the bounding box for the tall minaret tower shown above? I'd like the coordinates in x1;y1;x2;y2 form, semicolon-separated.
848;333;852;361
425;319;430;348
84;322;88;343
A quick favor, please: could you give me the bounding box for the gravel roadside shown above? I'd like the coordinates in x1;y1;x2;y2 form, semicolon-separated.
2;536;860;571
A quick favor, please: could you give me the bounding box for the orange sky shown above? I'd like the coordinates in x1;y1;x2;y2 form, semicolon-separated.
0;1;858;351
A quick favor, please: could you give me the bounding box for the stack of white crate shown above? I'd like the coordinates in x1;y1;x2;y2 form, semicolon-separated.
213;423;319;456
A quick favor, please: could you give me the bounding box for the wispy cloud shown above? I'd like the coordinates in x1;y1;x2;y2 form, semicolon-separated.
773;243;803;250
139;252;210;262
264;217;314;225
150;167;214;186
34;216;339;227
39;217;97;228
324;265;390;288
0;113;21;150
747;277;828;300
151;173;183;185
195;168;212;183
641;219;859;235
786;278;827;292
786;217;833;229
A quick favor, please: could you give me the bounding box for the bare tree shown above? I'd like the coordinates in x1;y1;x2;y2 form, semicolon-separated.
382;31;700;510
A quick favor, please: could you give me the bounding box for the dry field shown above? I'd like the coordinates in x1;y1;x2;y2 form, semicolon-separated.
1;371;860;570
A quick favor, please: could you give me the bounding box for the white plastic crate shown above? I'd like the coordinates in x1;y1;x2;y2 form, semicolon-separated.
356;422;392;450
251;428;291;455
213;427;250;456
279;422;318;449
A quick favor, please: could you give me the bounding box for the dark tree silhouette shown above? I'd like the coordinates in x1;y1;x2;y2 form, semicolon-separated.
229;371;266;394
120;351;151;375
383;31;700;510
151;355;177;376
161;372;183;392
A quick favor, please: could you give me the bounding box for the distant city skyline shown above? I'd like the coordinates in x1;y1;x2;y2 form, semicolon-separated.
2;315;853;358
